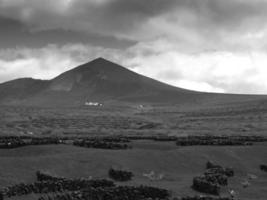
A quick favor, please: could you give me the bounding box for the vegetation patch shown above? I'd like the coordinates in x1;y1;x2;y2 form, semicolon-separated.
176;135;267;146
73;139;130;150
0;171;169;200
180;196;231;200
0;136;64;149
38;185;169;200
192;161;234;195
108;168;133;182
260;164;267;172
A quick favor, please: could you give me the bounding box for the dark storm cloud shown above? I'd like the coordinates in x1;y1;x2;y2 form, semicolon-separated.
0;16;135;49
0;0;175;39
0;0;266;50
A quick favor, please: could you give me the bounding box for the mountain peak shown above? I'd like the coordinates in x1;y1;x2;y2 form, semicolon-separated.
76;57;125;73
92;57;109;62
89;57;114;66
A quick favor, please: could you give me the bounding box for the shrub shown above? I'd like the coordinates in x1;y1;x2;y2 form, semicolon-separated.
108;168;133;181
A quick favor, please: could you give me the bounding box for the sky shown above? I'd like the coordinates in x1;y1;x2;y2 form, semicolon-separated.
0;0;267;94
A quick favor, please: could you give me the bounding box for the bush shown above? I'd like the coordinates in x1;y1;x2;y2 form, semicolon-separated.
2;175;114;198
82;185;169;200
260;164;267;172
206;161;234;177
38;185;170;200
108;168;133;181
192;176;220;195
192;162;234;195
175;135;266;146
73;139;130;150
181;196;231;200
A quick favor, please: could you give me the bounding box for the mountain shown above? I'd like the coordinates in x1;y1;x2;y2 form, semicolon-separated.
0;57;266;107
0;78;49;104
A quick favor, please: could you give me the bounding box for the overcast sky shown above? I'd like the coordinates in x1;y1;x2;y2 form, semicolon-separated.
1;0;267;94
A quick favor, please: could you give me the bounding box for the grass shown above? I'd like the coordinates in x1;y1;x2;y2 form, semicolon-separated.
0;102;267;199
0;141;267;200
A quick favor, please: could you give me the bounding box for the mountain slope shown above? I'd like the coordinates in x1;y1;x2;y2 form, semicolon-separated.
47;58;196;101
0;57;266;106
0;78;49;104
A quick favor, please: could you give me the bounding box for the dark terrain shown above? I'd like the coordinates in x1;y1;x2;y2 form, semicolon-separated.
0;58;267;200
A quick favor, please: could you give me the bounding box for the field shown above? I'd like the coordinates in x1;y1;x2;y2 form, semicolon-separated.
0;100;267;200
1;98;267;137
0;142;267;200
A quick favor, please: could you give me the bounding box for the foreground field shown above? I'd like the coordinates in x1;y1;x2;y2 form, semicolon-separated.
0;102;267;199
0;141;267;200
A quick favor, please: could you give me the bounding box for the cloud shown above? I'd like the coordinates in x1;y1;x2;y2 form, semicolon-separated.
130;50;267;94
0;0;267;52
1;43;267;94
0;12;135;49
0;44;121;82
0;0;174;39
124;40;267;94
0;1;267;94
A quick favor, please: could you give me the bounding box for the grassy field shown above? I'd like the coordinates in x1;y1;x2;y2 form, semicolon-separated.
0;102;267;199
0;141;267;200
0;99;267;137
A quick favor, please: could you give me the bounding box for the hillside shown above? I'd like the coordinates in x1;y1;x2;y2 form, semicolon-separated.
0;78;49;104
0;57;266;107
